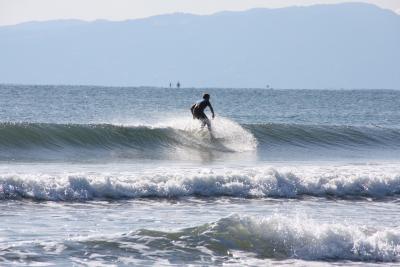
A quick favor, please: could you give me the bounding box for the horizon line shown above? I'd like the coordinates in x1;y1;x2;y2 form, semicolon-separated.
1;83;399;91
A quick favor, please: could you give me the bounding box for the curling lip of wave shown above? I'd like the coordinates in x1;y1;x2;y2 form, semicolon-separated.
1;167;400;200
0;122;399;153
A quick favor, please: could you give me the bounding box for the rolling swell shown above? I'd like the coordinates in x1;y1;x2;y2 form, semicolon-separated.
0;122;180;150
245;123;400;148
0;122;399;160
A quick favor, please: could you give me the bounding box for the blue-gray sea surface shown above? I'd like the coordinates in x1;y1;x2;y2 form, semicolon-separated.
1;84;400;266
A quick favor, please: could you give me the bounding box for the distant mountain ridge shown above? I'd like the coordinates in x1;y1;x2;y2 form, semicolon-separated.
1;3;399;89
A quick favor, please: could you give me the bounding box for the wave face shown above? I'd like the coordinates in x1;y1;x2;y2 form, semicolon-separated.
246;123;400;148
1;166;399;200
0;119;256;160
0;119;400;161
2;215;399;264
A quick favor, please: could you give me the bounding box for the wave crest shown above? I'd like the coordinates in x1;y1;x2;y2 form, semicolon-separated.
1;166;400;200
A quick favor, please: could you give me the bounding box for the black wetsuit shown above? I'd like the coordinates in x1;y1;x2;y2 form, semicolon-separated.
192;99;212;119
191;99;214;129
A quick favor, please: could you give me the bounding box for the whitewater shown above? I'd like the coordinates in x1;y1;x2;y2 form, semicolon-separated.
1;85;400;266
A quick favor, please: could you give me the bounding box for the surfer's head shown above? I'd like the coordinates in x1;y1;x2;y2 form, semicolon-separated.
203;93;210;100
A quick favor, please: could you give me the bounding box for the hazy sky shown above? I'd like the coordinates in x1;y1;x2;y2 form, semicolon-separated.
1;0;399;26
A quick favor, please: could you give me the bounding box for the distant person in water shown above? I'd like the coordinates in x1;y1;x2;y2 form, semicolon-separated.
191;93;215;131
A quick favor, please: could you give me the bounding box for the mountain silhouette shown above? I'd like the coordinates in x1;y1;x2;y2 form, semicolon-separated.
1;3;399;88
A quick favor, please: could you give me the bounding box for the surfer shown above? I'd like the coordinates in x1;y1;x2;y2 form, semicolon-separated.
191;93;215;131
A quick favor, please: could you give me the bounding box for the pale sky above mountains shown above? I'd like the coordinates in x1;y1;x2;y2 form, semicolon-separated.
0;0;399;26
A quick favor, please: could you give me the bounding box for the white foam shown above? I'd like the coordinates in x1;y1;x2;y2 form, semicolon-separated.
153;116;258;152
1;164;400;200
106;116;257;152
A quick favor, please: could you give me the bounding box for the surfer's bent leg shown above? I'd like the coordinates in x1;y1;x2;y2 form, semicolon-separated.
204;118;211;131
200;117;211;131
200;119;205;129
196;112;211;131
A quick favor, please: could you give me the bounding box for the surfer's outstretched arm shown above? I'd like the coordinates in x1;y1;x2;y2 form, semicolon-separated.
190;104;195;118
208;103;215;119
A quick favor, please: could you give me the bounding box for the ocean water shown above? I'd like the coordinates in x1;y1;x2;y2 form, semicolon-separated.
1;84;400;266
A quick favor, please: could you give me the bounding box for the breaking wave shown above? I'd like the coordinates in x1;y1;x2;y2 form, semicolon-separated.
1;166;400;200
0;118;256;160
2;215;400;264
126;214;400;262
